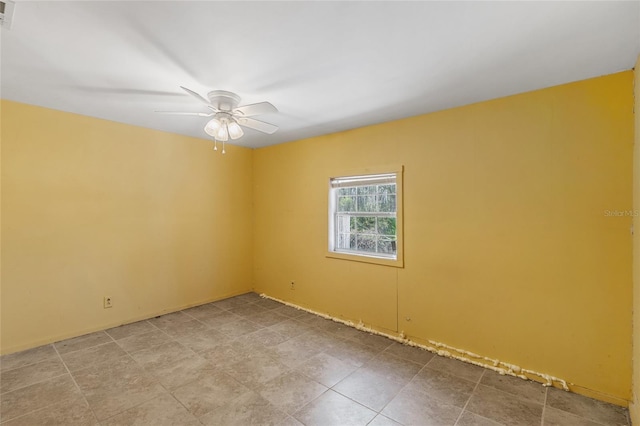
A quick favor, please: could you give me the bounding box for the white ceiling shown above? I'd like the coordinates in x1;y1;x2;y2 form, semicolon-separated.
2;1;639;148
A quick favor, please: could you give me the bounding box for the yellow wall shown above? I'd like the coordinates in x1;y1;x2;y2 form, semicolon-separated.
1;71;635;404
631;56;640;424
0;100;254;354
254;72;634;402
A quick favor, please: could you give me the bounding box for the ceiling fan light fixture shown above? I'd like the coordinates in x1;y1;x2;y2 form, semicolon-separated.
215;122;229;142
204;118;222;137
227;120;244;140
164;87;279;153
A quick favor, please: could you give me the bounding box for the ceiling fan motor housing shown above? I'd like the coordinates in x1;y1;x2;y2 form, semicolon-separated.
207;90;241;112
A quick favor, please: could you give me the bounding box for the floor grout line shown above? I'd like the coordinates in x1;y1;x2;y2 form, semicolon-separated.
540;385;548;426
0;369;71;396
0;346;58;374
453;369;485;426
52;343;99;424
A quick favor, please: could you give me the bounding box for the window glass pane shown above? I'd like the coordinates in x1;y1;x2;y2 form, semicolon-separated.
357;196;376;212
338;187;356;196
377;217;396;235
377;194;396;212
350;216;357;232
377;184;395;195
357;185;375;195
355;216;376;233
337;234;350;250
337;196;355;212
356;235;376;253
378;237;397;254
349;234;357;250
337;216;350;233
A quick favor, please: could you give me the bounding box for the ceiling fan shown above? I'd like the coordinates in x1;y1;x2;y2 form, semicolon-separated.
158;86;278;152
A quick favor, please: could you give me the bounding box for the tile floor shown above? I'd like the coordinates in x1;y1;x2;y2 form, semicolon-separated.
0;292;630;425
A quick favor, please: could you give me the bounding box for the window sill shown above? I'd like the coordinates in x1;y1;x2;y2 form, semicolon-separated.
326;251;404;268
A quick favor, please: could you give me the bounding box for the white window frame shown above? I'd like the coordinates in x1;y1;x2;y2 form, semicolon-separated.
327;166;404;268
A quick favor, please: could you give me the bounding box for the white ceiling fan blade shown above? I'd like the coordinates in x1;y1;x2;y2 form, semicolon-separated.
180;86;214;107
236;117;279;134
155;111;214;117
233;102;278;117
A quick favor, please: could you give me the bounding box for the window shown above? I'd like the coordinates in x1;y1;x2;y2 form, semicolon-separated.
328;169;403;267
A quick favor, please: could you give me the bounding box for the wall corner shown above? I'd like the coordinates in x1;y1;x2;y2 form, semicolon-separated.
632;53;640;425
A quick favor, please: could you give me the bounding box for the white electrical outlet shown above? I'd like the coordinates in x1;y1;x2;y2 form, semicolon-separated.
104;296;113;309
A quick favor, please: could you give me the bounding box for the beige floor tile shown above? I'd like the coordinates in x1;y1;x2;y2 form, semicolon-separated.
224;353;291;389
2;398;97;426
0;358;68;393
295;352;357;387
235;328;289;350
456;411;505;426
198;390;289;426
116;330;171;354
233;292;262;303
198;311;244;328
101;393;200;426
216;319;264;337
363;351;422;382
0;345;59;372
155;319;209;338
258;371;327;414
171;370;250;417
212;296;254;310
381;386;462;426
228;304;269;318
333;368;406;412
480;370;546;404
176;328;233;353
181;303;224;321
200;342;253;368
383;342;434;366
71;357;165;420
289;311;316;322
315;319;356;336
293;389;376;426
543;406;604;426
546;387;628;426
267;338;323;368
406;367;476;408
129;341;194;370
268;319;311;339
285;328;332;348
105;320;156;341
149;354;217;391
426;356;485;383
271;305;307;319
0;375;81;422
347;332;394;352
243;310;289;326
324;339;381;367
297;314;334;328
367;414;402;426
60;342;128;372
54;332;112;355
149;311;194;327
555;406;617;426
465;384;543;425
253;298;285;310
280;416;304;426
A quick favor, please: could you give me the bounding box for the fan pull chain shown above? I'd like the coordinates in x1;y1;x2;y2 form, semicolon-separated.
222;140;226;154
213;139;218;151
